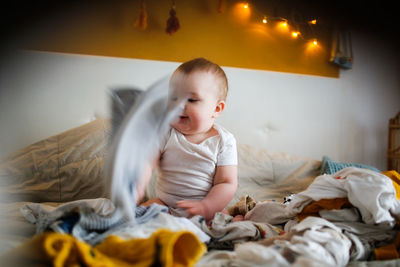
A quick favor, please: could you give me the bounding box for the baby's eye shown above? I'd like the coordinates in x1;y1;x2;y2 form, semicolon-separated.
170;96;178;102
188;98;199;103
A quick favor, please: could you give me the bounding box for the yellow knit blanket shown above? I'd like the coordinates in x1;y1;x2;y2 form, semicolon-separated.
3;229;206;267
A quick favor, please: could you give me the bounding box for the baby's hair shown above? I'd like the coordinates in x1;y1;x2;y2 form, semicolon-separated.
173;57;228;100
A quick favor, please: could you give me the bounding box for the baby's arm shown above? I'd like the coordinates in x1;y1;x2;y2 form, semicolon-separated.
136;154;160;204
177;165;238;221
136;162;153;203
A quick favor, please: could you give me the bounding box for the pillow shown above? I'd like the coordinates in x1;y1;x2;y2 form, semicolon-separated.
0;119;110;203
231;144;321;204
320;156;380;175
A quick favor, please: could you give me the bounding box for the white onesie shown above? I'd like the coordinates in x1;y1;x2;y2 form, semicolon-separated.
156;123;237;217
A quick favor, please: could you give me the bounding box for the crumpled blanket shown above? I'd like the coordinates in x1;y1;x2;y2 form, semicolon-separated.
197;217;397;266
196;217;352;267
246;167;400;228
288;167;400;227
236;168;400;265
257;217;352;266
191;212;281;250
20;198;210;245
20;198;167;245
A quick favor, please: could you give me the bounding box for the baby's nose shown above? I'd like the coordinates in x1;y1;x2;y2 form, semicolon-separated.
179;100;186;111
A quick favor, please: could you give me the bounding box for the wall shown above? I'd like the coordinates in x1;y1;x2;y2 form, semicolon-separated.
0;29;398;170
18;0;338;77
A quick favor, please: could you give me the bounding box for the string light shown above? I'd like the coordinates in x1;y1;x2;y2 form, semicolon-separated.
309;19;317;25
291;31;300;38
234;2;251;20
312;38;318;45
241;2;319;45
262;16;267;24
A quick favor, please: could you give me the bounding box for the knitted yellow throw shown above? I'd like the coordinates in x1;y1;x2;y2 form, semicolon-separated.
4;229;206;267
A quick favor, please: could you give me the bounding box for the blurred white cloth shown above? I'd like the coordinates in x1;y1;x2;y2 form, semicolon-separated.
287;167;400;227
105;76;182;221
246;167;400;229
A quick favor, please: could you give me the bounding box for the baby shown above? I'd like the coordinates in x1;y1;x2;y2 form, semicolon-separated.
140;57;238;222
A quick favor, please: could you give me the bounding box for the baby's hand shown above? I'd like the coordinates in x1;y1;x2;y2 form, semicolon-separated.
176;200;207;218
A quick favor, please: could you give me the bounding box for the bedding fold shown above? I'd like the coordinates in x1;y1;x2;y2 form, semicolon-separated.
20;198;210;245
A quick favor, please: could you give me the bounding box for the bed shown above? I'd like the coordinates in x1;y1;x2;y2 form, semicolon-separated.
1;89;399;266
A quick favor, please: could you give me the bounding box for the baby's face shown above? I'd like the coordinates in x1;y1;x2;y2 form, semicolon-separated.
169;70;224;136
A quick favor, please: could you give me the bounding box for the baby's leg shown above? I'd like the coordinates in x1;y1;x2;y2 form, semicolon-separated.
140;198;166;207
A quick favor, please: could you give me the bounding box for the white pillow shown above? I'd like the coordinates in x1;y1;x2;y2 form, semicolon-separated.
0;119;110;203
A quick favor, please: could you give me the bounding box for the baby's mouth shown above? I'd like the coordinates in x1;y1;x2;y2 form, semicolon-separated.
178;115;188;123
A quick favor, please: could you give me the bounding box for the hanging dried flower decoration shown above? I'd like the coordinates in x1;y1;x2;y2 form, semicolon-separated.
218;0;226;13
166;0;180;35
134;0;147;30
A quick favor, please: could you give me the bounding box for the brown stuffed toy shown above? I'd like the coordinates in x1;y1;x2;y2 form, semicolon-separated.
228;195;256;217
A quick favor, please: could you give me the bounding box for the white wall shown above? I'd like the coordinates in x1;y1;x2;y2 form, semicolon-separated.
0;31;399;170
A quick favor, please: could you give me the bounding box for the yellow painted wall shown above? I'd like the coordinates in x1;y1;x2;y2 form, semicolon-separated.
22;0;339;77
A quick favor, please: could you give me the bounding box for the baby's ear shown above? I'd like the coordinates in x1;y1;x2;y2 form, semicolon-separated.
213;100;225;118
